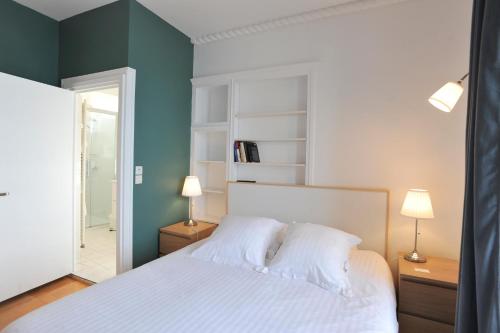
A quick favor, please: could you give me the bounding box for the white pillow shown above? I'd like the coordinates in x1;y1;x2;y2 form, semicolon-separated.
191;215;285;271
268;222;362;296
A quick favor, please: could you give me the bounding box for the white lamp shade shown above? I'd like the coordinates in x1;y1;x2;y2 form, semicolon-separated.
400;189;434;219
182;176;202;197
428;81;464;112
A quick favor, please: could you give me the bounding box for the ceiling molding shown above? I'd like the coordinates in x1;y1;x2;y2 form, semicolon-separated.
192;0;410;45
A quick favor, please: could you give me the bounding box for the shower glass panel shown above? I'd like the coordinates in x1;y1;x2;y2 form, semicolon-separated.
84;111;117;228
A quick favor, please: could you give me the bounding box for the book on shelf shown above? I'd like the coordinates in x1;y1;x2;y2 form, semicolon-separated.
239;141;247;162
245;142;260;163
233;141;240;162
234;140;260;163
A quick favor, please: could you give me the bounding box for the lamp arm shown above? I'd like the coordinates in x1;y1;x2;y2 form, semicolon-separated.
459;73;469;83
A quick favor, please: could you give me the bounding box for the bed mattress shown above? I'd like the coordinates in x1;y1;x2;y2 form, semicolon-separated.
3;244;397;333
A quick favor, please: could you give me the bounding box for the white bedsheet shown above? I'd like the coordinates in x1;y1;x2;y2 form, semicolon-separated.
3;244;397;333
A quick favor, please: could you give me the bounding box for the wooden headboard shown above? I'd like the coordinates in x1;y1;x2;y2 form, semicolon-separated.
227;182;391;259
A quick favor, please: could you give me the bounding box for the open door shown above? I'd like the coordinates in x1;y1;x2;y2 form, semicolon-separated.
0;72;75;302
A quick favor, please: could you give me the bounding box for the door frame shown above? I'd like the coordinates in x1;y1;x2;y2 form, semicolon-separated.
62;67;136;274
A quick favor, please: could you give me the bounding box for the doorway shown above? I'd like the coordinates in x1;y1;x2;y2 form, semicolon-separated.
75;87;119;282
62;67;136;279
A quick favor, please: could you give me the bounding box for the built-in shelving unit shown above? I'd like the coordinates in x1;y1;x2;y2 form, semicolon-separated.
230;67;311;185
190;63;314;223
190;79;230;224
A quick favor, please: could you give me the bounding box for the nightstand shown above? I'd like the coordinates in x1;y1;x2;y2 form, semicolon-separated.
398;253;459;333
159;221;217;256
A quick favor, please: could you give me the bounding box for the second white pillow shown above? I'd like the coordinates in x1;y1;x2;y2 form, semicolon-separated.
268;222;362;296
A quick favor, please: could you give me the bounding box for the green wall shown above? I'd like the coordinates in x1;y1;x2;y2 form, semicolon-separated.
0;0;59;85
59;0;192;267
59;0;130;79
128;1;192;266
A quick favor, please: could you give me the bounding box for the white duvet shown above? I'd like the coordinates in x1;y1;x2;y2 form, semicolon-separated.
3;244;397;333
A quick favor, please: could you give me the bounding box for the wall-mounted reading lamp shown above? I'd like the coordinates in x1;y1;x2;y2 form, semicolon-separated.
428;73;469;112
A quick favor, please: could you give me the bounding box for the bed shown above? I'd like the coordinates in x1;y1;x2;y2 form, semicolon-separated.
3;183;397;333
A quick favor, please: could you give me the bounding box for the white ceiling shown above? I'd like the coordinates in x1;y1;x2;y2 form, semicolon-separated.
15;0;116;21
15;0;354;39
137;0;354;38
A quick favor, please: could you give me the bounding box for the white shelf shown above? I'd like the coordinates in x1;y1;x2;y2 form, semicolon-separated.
192;122;228;130
235;162;305;167
235;137;306;142
193;131;227;161
198;160;225;165
202;187;225;194
235;110;306;118
193;84;228;124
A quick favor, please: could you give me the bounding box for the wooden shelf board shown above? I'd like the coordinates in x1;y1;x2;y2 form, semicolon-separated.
234;181;306;186
235;110;306;118
235;137;306;142
192;122;228;130
234;162;305;167
202;188;225;194
198;160;226;165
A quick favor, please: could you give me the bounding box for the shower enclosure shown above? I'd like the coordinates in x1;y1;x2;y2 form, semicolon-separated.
83;109;117;230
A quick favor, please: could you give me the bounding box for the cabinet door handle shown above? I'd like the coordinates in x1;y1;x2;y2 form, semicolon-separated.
0;192;9;197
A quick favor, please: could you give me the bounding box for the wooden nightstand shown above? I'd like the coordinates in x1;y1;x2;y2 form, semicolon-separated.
159;221;217;256
398;253;459;333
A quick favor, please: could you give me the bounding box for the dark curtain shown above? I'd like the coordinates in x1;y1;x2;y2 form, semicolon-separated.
456;0;500;332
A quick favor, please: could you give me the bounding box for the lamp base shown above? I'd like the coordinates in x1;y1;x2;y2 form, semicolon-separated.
184;219;198;227
404;250;427;263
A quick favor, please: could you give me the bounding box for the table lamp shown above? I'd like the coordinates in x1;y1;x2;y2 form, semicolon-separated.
400;189;434;263
182;176;202;226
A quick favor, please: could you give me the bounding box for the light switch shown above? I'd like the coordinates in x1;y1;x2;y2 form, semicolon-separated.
135;166;143;175
135;175;143;184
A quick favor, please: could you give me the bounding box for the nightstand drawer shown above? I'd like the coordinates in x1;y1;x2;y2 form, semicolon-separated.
159;233;194;254
192;226;217;241
399;313;454;333
399;279;457;324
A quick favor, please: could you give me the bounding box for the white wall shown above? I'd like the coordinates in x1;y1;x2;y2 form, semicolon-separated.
194;0;472;266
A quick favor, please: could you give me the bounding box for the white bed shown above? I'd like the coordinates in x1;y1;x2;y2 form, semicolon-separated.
3;182;397;333
3;241;397;333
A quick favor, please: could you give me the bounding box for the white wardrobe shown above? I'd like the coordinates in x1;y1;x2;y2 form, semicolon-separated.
0;72;75;302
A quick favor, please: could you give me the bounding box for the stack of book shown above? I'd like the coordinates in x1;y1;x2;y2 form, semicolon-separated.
234;141;260;163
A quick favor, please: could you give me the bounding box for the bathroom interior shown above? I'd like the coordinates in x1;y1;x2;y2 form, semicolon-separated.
74;87;119;283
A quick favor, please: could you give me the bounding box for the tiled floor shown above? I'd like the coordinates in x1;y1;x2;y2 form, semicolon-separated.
74;225;116;283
